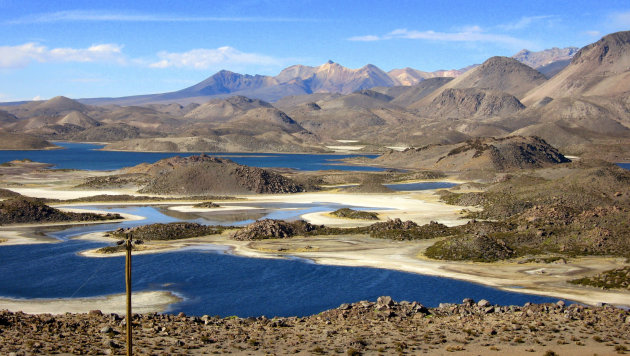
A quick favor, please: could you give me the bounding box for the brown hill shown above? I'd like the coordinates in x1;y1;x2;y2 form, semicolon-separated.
386;78;454;107
57;111;100;128
68;123;142;142
0;132;58;150
0;110;18;125
184;96;273;121
418;88;525;119
272;93;342;110
128;155;305;195
522;31;630;105
373;136;569;171
7;96;90;119
286;91;423;142
413;57;547;109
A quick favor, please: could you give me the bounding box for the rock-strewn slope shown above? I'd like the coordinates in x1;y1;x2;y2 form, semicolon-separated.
418;88;525;119
0;198;121;224
127;155;305;195
0;298;628;355
374;136;569;171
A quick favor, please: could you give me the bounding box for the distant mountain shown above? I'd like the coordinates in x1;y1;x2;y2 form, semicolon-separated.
512;47;578;68
522;31;630;105
74;61;480;106
276;60;396;93
388;66;474;86
412;56;547;108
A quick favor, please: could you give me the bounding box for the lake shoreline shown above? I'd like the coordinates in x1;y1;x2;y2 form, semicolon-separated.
2;188;629;313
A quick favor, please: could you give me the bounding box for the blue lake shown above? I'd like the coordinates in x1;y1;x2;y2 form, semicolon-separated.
0;142;380;171
0;143;577;317
0;203;568;317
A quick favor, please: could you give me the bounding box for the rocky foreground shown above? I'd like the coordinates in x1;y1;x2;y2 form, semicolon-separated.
1;297;629;355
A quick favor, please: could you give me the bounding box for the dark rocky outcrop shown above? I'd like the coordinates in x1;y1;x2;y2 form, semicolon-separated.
109;222;228;241
0;198;121;225
231;219;317;240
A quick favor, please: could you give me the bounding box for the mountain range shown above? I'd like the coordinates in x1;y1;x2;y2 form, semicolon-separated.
1;31;628;161
71;47;575;106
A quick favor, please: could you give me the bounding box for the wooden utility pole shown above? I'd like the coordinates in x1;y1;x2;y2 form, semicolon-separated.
125;238;133;356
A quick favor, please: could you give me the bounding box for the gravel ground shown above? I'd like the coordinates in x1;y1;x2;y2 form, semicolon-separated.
1;297;629;355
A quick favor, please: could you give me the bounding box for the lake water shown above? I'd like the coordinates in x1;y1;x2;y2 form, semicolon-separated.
0;143;575;316
0;142;380;171
0;203;567;317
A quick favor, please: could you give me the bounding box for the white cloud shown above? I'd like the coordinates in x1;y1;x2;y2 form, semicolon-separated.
149;46;281;69
0;42;125;68
348;35;380;42
7;10;312;24
32;95;42;101
585;30;602;37
360;27;534;48
498;15;555;31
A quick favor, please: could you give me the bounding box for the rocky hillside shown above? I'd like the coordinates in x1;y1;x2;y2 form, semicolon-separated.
126;155;306;195
0;198;121;224
373;136;569;171
1;299;628;355
412;56;547;109
433;160;630;261
418;88;525;119
522;31;630;105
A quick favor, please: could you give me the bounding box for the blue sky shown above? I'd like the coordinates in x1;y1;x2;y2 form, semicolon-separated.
0;0;629;101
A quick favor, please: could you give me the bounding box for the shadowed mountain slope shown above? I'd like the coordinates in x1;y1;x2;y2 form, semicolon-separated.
522;31;630;105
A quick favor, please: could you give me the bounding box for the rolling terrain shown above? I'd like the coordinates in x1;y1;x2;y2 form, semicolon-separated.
0;31;628;160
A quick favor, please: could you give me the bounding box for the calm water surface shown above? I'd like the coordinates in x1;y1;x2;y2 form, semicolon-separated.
0;203;568;317
0;142;380;171
0;144;576;316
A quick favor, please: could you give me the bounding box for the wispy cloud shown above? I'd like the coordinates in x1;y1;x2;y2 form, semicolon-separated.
0;43;125;68
349;27;534;49
584;30;602;38
150;46;281;69
608;11;630;28
497;15;555;31
347;35;380;42
7;10;312;24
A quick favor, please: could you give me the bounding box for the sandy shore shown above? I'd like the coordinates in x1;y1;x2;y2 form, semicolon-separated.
203;235;630;308
0;209;144;246
2;185;629;312
243;191;470;227
0;291;181;315
7;187;138;200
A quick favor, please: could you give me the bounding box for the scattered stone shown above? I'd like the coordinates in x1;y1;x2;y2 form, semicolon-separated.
376;296;395;308
478;299;491;308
